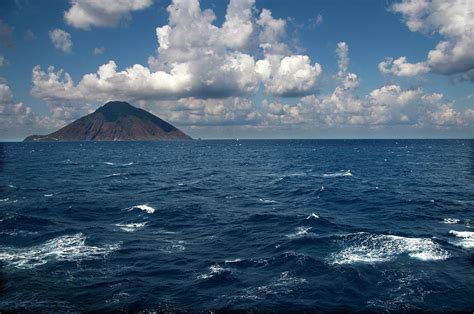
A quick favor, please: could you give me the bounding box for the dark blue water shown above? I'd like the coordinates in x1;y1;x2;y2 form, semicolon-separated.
1;140;473;312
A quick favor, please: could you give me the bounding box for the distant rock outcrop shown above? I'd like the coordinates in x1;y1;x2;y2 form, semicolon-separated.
24;101;192;141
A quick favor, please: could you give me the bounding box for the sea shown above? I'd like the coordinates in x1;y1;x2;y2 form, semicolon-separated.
0;139;473;312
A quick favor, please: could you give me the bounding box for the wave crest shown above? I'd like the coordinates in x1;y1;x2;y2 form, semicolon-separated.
329;232;449;265
0;233;119;269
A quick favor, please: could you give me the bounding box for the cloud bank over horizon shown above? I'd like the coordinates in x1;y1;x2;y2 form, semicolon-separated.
0;0;473;139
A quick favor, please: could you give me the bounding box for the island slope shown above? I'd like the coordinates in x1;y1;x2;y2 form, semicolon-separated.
24;101;192;141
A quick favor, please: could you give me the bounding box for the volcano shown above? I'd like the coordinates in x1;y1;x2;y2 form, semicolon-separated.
24;101;191;141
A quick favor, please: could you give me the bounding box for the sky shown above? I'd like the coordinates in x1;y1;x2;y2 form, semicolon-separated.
0;0;473;140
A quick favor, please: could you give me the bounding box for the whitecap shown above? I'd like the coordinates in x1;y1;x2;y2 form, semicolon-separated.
198;264;232;279
449;230;474;248
0;233;119;269
442;218;460;224
8;185;15;188
127;204;156;214
329;233;449;265
224;258;243;263
162;239;186;253
104;162;134;166
105;173;126;178
0;198;9;202
114;222;147;232
44;194;54;197
286;226;315;239
258;198;278;204
306;213;319;220
323;170;353;178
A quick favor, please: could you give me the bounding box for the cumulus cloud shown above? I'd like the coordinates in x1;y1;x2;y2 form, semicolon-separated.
25;0;472;135
379;56;430;77
0;80;35;134
298;42;472;128
32;0;322;108
64;0;153;29
256;54;322;97
382;0;474;80
49;29;73;53
146;97;262;127
255;9;322;96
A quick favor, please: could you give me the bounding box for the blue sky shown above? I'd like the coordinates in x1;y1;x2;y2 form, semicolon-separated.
0;0;473;140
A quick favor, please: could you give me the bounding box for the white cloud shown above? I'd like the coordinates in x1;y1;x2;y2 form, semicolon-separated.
49;29;73;53
25;1;472;136
428;103;464;126
256;9;322;96
256;54;322;97
93;47;105;55
298;42;470;128
336;42;359;90
383;0;474;80
379;56;430;77
33;0;322;107
64;0;153;30
0;81;34;131
257;8;288;55
151;97;262;127
262;99;312;125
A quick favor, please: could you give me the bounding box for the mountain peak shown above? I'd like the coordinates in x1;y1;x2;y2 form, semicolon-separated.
95;101;144;122
24;101;191;141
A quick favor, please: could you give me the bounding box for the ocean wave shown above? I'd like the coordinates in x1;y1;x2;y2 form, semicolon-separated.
114;222;147;232
323;170;353;178
286;226;316;239
198;264;234;280
256;271;307;295
258;198;278;204
104;173;126;178
224;252;310;269
162;239;186;253
306;213;320;220
104;162;134;166
219;271;307;303
449;230;474;248
329;232;449;265
127;204;156;214
43;194;54;197
0;233;119;269
442;218;460;224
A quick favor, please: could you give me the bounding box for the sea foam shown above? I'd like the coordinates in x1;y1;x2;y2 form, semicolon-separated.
286;226;315;239
0;233;119;269
127;204;156;214
115;222;147;232
306;213;320;220
323;170;353;178
329;233;449;265
443;218;460;224
449;230;474;248
104;162;134;166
